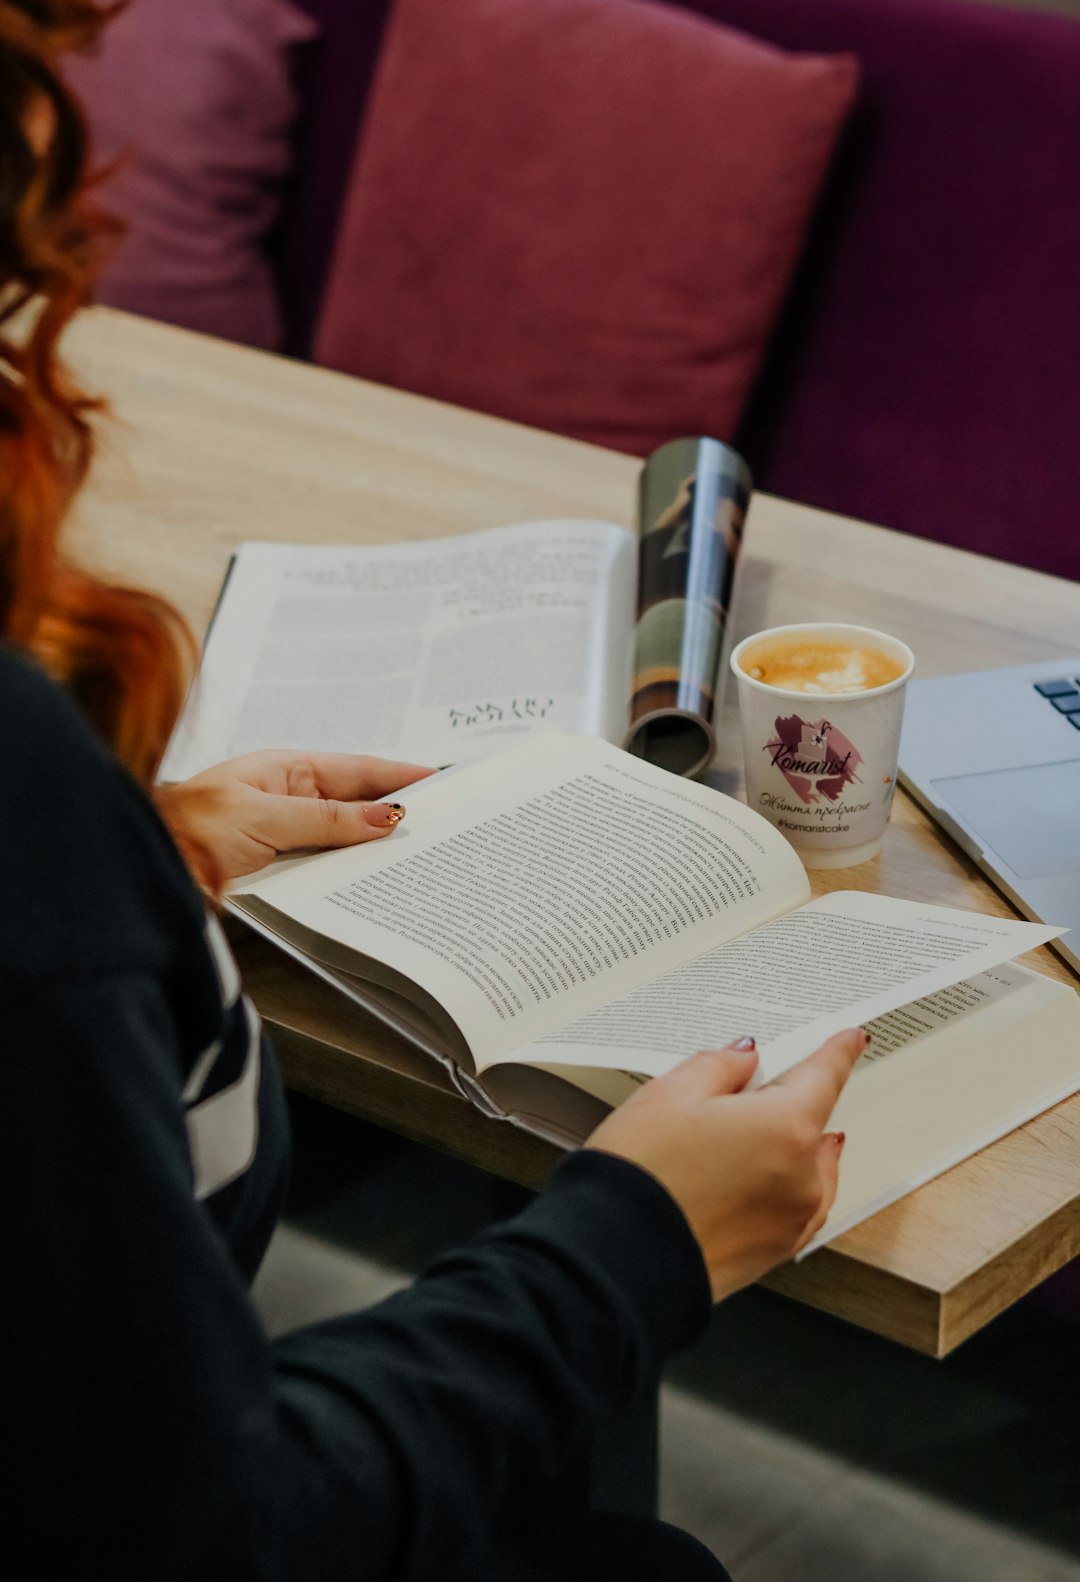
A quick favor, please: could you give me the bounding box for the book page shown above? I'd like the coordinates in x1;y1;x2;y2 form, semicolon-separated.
522;890;1061;1083
233;733;811;1066
161;522;636;779
804;963;1080;1252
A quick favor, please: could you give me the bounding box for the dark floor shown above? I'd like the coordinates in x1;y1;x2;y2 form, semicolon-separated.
254;1094;1080;1580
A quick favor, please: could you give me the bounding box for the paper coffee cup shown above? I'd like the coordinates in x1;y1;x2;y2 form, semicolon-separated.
730;623;915;869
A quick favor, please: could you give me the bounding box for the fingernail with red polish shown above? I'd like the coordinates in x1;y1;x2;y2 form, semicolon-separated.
835;1132;846;1150
733;1036;756;1051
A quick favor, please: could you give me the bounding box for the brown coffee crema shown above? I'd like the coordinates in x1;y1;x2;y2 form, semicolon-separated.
738;636;906;695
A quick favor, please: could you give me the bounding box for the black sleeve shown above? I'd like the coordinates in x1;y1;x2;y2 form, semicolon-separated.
1;962;710;1582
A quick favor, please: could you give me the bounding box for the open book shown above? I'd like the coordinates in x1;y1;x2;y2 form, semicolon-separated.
162;437;750;783
229;732;1080;1252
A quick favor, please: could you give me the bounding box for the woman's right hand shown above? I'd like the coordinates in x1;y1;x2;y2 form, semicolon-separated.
586;1029;866;1302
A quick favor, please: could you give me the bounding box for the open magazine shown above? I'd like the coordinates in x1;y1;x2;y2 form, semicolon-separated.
227;733;1080;1253
162;437;750;783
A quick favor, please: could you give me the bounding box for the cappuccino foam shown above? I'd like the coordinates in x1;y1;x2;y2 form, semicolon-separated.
739;636;905;695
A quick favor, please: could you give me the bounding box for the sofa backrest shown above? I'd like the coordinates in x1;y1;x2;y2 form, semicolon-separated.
286;0;1080;581
706;0;1080;581
282;0;393;354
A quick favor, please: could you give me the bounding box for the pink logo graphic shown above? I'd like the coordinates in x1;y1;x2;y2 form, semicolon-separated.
765;715;863;804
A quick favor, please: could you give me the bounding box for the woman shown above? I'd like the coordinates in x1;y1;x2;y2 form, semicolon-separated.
0;5;864;1578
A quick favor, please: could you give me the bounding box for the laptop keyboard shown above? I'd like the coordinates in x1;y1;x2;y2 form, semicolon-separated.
1034;679;1080;724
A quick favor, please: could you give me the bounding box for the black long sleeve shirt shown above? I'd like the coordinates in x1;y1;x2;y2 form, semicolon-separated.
0;644;711;1581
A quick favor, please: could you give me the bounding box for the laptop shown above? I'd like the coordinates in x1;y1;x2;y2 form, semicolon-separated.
898;657;1080;976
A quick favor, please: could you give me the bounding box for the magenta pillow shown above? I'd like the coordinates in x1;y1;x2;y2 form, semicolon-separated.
68;0;316;350
314;0;859;454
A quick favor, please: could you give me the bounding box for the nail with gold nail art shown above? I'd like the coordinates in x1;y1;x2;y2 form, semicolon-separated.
363;803;406;829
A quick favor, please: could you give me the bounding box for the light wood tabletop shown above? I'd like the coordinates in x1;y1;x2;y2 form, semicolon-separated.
68;306;1080;1358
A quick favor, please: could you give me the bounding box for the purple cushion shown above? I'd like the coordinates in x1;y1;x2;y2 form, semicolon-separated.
693;0;1080;581
314;0;858;455
69;0;316;350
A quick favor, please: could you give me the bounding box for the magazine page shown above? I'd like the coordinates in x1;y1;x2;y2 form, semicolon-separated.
623;437;750;778
161;521;636;780
231;733;812;1068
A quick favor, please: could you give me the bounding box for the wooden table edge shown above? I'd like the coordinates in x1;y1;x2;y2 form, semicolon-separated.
265;1014;562;1191
761;1251;945;1356
764;1160;1080;1358
261;983;1080;1360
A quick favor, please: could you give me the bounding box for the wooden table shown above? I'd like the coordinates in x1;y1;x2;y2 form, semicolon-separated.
69;307;1080;1358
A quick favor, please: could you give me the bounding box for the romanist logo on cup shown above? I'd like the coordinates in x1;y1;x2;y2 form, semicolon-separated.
729;623;916;869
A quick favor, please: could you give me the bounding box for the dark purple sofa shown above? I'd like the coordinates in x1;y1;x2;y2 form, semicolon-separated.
284;0;1080;585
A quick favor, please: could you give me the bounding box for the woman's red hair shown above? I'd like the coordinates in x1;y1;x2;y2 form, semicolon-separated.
0;0;194;787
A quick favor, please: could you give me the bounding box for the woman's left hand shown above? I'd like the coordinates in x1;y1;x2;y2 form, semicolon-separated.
159;750;435;880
